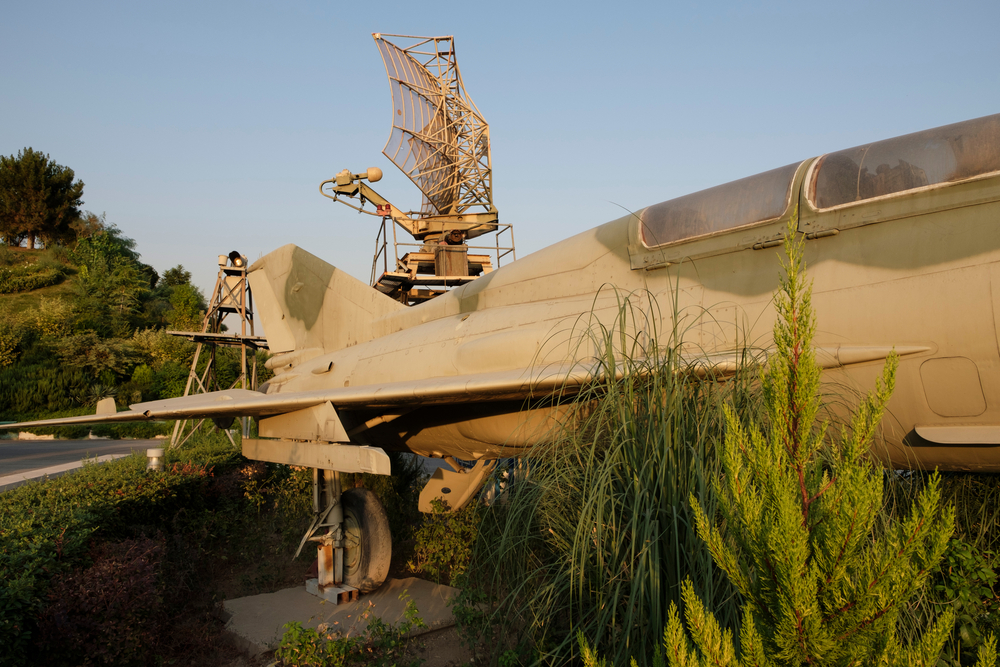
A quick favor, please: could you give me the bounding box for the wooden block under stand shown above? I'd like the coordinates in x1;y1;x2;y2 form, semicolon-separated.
305;578;359;605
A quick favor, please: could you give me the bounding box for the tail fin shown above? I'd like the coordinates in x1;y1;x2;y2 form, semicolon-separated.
247;245;404;357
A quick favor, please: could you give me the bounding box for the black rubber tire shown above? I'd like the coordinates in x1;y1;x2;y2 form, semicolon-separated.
340;488;392;593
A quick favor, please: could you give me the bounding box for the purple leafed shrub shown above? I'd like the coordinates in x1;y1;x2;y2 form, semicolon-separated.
36;537;165;666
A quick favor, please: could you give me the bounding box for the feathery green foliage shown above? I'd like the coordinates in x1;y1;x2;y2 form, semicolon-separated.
888;472;1000;665
662;222;957;666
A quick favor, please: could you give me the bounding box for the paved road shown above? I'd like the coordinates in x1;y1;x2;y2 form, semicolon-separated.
0;438;162;490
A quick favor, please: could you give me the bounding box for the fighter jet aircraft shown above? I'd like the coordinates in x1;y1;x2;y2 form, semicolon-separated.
8;112;1000;593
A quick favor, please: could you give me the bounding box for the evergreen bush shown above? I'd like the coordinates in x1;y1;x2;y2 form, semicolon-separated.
0;454;219;665
661;223;960;665
408;497;478;584
36;537;166;666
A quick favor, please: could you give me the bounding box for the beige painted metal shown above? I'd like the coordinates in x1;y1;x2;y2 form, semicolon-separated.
10;113;1000;474
243;439;390;475
418;458;497;512
372;34;496;226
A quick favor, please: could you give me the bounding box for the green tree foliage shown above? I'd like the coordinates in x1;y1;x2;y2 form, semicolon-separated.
167;283;206;330
142;265;204;329
0;148;84;249
70;221;145;274
71;223;159;337
161;264;192;287
52;331;143;377
0;219;217;421
662;225;958;666
69;211;107;240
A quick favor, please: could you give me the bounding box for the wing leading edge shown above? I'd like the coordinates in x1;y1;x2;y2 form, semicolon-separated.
3;362;601;431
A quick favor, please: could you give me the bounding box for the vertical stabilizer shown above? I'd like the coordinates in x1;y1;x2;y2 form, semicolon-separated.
247;245;405;356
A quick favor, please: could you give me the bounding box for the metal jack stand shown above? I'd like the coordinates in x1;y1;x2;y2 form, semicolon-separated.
299;469;359;604
167;251;269;449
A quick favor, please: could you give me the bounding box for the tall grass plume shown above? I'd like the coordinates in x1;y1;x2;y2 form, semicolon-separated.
459;286;762;665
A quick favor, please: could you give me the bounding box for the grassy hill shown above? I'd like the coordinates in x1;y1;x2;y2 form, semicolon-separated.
0;233;258;435
0;245;75;310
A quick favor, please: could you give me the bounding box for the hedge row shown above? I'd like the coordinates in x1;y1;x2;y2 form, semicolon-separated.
0;264;68;294
0;442;241;666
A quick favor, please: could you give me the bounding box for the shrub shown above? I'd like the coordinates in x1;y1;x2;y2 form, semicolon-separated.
240;461;312;519
661;222;956;665
0;451;232;665
0;262;68;294
891;471;1000;665
32;296;73;338
131;363;155;387
407;498;478;584
275;593;427;667
0;311;29;368
0;362;91;418
36;537;165;666
935;538;1000;656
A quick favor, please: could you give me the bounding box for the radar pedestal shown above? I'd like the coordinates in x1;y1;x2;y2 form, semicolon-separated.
167;252;268;449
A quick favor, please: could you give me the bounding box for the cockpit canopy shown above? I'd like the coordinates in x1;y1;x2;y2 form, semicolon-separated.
638;113;1000;250
811;113;1000;209
640;162;800;248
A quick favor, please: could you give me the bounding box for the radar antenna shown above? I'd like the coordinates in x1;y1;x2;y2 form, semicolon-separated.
376;34;495;222
321;34;514;305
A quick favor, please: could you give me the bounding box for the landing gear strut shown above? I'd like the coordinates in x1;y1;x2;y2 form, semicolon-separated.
298;469;391;595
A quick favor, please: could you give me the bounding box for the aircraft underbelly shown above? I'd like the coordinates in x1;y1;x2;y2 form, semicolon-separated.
353;401;576;460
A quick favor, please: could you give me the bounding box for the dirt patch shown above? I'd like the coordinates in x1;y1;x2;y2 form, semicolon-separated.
407;625;475;667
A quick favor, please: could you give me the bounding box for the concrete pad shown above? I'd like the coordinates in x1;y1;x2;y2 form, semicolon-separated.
221;577;460;655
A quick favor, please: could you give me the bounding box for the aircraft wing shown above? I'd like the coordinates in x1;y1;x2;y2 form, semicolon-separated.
4;343;930;431
2;362;603;430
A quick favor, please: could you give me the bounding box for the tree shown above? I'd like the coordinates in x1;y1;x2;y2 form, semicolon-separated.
162;265;192;287
663;221;958;666
0;148;84;249
166;283;206;330
70;211;107;240
71;224;159;337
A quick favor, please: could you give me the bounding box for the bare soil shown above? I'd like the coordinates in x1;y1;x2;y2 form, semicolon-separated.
408;626;476;666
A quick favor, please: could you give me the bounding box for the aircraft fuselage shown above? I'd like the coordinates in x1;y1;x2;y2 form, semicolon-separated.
254;113;1000;471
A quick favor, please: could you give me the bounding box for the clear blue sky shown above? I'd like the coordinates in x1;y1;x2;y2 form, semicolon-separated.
3;0;998;296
